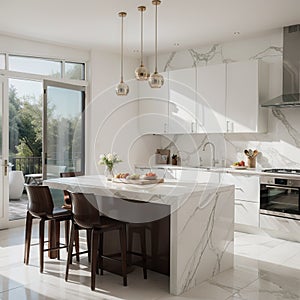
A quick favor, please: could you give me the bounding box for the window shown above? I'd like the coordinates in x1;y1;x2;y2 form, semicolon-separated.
9;55;61;78
0;54;5;69
65;62;85;80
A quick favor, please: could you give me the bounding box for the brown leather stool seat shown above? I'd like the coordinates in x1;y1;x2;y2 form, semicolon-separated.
65;193;128;291
24;185;72;273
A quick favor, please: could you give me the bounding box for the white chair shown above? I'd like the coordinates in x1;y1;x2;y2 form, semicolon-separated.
9;171;25;200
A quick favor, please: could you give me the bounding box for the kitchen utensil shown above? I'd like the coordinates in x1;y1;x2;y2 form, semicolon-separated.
252;150;258;158
248;149;253;157
244;149;250;157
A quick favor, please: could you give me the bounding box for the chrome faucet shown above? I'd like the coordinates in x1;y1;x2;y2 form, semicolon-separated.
202;142;218;167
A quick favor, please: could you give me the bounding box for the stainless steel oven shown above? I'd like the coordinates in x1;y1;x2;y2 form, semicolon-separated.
260;169;300;220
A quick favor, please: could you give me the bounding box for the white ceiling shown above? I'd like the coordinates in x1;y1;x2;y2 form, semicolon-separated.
1;0;300;56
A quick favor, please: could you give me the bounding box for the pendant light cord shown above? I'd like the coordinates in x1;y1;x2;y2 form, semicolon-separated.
140;9;144;66
154;2;158;73
121;14;124;82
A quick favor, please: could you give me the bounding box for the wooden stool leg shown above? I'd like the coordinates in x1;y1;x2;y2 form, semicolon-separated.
39;219;45;273
91;229;100;291
55;220;60;260
127;226;133;267
99;232;104;275
140;227;147;279
24;211;33;265
120;225;127;287
74;229;80;262
87;229;92;263
65;220;70;250
65;222;75;282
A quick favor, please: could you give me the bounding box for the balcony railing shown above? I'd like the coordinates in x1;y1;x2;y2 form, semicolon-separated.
9;156;82;175
10;156;42;175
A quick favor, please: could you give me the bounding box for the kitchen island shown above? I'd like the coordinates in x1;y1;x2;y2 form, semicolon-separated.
44;175;234;295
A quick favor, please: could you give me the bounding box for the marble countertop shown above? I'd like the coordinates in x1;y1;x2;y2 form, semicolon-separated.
135;164;300;179
44;175;233;206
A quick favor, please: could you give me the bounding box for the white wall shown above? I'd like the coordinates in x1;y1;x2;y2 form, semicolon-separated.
0;34;89;62
87;49;161;175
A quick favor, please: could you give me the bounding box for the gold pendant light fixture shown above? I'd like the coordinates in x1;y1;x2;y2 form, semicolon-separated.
148;0;164;88
135;6;149;80
116;11;129;96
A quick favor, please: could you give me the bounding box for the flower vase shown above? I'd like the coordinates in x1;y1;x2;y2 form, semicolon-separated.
104;166;115;181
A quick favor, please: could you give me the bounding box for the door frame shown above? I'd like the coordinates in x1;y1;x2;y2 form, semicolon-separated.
42;80;86;179
0;76;9;228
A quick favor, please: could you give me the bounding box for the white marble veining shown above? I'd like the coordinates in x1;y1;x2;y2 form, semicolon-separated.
44;175;235;296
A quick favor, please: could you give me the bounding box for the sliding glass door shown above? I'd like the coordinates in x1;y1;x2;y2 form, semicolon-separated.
0;76;9;228
43;80;85;179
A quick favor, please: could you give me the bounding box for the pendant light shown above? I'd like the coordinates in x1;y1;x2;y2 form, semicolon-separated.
116;12;129;96
135;6;149;80
148;0;164;88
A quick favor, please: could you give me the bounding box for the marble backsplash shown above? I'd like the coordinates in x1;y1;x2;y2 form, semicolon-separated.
145;28;300;169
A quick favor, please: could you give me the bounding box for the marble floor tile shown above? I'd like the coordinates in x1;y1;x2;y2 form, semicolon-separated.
1;226;300;300
226;277;300;300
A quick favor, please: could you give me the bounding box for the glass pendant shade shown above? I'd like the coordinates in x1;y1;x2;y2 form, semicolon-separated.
149;71;164;88
135;6;149;80
116;11;129;96
116;81;129;96
149;0;164;88
135;65;149;81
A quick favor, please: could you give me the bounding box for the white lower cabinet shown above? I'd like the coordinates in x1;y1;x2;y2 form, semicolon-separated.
235;200;259;227
260;214;300;242
221;173;260;228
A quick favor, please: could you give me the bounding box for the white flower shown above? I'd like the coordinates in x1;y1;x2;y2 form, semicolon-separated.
98;153;122;168
106;153;114;162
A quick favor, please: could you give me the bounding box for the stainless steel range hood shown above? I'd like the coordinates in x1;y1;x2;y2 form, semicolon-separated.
261;24;300;108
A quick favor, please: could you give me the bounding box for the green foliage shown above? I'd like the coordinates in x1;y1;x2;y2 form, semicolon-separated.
9;84;83;171
9;85;42;157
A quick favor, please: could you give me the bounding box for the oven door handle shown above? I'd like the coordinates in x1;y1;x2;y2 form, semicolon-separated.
265;185;299;191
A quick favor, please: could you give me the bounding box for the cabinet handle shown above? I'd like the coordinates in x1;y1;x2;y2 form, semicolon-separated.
235;187;244;192
164;123;167;133
226;121;230;132
226;121;234;132
191;122;195;133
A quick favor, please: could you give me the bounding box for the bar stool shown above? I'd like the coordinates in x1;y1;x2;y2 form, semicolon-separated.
60;172;89;262
24;185;72;273
65;192;128;290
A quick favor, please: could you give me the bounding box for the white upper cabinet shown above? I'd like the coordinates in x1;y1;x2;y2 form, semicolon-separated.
226;60;268;133
169;68;197;133
138;61;268;134
138;72;169;134
196;64;227;133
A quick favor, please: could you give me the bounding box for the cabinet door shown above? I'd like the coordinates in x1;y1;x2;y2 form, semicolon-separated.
138;72;169;134
197;64;226;133
226;61;260;133
220;173;260;202
169;68;197;133
235;200;259;227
